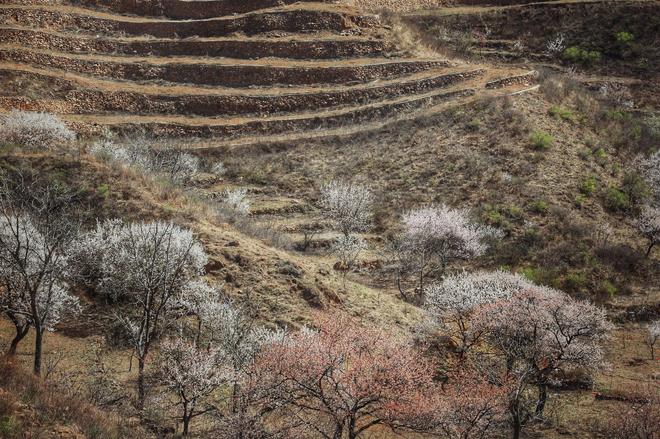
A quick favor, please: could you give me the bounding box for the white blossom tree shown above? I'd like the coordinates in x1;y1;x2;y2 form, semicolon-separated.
647;320;660;360
158;338;228;435
0;110;75;150
425;270;534;358
473;287;612;438
0;180;80;374
637;205;659;258
393;205;500;302
332;234;368;288
220;188;251;219
209;301;277;416
319;180;373;238
637;150;659;202
177;280;220;347
74;219;208;408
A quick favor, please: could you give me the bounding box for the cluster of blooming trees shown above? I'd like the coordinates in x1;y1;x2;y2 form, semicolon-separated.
318;180;499;300
425;271;612;439
248;313;511;439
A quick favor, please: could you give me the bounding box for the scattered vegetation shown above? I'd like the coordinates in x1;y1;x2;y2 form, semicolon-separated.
529;130;554;150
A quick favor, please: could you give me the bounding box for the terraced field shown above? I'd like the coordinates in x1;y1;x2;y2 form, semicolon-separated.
0;0;537;144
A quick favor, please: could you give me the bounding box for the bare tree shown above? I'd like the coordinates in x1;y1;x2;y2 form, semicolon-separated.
392;205;500;303
332;234;368;288
0;175;80;374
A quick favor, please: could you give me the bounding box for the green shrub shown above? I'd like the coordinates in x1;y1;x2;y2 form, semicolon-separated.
615;31;634;44
506;205;524;220
467;118;482;131
530;131;554;150
0;416;17;438
599;280;618;297
563;46;602;65
485;209;504;226
96;183;110;198
580;176;598;196
520;266;559;288
621;172;650;204
548;106;577;123
605;187;631;211
564;271;588;292
594;148;607;160
605;109;633;122
529;199;549;214
574;194;587;207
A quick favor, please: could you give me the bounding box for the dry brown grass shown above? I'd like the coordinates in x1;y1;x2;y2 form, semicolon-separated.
0;356;142;439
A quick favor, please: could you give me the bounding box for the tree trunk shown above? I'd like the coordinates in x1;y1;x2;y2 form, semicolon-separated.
535;380;548;417
418;269;425;303
348;416;358;439
510;402;521;439
512;415;521;439
182;404;191;436
646;241;655;258
332;423;343;439
195;317;202;349
137;357;146;411
7;323;29;356
33;327;43;376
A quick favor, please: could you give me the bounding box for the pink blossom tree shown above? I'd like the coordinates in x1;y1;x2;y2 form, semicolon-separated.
397;370;509;439
255;313;436;439
392;205;500;302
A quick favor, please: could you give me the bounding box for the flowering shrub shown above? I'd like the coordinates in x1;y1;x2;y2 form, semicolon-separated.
0;110;75;150
89;138;200;182
220;188;251;217
158;338;228;434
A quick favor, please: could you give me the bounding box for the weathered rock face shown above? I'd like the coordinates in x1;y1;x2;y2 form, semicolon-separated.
0;0;536;140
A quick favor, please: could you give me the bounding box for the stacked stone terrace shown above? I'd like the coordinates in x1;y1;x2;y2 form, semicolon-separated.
0;0;537;142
